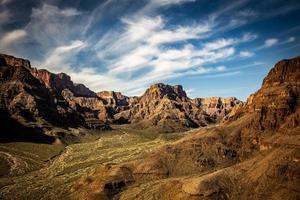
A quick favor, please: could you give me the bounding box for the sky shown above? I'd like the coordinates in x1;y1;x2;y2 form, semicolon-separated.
0;0;299;100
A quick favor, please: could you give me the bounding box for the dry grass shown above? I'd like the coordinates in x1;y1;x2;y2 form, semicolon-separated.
0;127;184;199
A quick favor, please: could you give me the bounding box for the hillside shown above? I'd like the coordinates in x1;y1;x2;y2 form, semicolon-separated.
0;53;241;142
69;56;300;199
0;54;299;200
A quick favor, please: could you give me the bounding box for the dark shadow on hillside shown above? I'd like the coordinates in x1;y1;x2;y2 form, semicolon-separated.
0;109;56;144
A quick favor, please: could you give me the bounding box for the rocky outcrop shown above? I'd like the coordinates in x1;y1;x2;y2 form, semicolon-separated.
114;84;205;131
31;68;96;97
227;56;300;130
31;68;113;128
61;89;112;128
0;54;31;69
114;83;241;132
0;54;83;143
0;53;243;137
192;97;243;122
97;91;138;113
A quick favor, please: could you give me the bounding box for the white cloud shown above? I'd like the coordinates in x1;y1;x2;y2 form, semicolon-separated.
0;29;27;49
0;10;10;24
287;36;295;43
24;3;82;51
216;66;226;71
203;38;237;51
264;38;278;47
88;13;256;95
241;33;258;42
41;40;86;73
185;88;195;97
256;38;278;50
147;24;211;46
238;9;257;17
239;50;254;58
200;71;241;79
32;4;81;18
0;0;10;5
2;1;259;96
149;0;196;8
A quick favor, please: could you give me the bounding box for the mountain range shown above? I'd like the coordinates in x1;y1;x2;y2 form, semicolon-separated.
0;53;242;142
0;53;299;200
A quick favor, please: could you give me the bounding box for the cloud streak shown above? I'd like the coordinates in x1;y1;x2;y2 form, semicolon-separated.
0;29;27;50
0;0;299;98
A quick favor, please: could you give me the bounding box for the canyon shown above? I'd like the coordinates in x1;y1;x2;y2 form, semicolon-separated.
0;54;299;200
0;53;242;142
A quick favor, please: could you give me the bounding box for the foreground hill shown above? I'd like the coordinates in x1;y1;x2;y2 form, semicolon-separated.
0;53;241;142
71;56;300;199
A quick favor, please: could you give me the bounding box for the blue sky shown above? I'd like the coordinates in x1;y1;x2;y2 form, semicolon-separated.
0;0;299;100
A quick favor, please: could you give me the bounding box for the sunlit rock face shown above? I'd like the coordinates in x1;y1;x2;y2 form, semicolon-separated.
31;68;96;97
227;56;300;130
0;53;244;138
114;83;242;132
192;97;243;122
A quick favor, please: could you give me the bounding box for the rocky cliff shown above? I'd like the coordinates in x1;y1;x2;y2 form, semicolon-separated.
114;83;242;132
0;54;84;143
227;56;300;130
192;97;243;122
73;56;300;200
31;68;96;97
0;53;243;140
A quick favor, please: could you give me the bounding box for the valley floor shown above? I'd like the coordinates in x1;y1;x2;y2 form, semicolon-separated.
0;127;186;199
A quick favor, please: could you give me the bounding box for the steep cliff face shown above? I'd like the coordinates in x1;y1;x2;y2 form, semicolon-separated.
97;91;138;112
31;68;96;97
31;68;112;128
192;97;243;122
228;56;300;130
0;54;83;142
0;53;244;136
0;54;31;69
114;83;240;132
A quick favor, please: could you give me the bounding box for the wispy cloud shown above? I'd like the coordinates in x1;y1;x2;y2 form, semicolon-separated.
257;38;278;49
0;0;10;5
0;0;298;98
0;10;10;25
240;50;254;58
0;29;27;50
257;36;296;50
41;40;86;73
23;1;258;95
150;0;196;7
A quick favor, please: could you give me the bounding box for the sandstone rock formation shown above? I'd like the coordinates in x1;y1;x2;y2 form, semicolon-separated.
115;83;242;132
97;91;138;113
0;54;82;143
0;53;243;142
73;56;300;200
31;67;113;129
31;68;96;97
192;97;243;122
0;54;107;143
227;56;300;130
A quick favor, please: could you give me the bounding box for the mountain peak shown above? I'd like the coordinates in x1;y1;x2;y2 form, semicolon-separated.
0;53;31;70
31;68;96;97
144;83;188;101
262;56;300;88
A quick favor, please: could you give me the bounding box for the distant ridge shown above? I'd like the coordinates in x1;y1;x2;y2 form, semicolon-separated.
0;53;242;142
